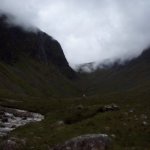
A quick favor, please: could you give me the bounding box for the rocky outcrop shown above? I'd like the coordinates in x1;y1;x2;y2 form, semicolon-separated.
97;104;120;113
52;134;111;150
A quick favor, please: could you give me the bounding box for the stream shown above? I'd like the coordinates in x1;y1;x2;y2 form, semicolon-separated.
0;106;44;137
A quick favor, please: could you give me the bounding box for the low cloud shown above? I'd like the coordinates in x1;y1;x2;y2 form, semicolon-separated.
0;0;150;68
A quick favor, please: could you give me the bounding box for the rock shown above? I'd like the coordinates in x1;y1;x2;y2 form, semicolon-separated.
0;111;4;116
104;104;120;111
98;104;120;113
0;106;44;137
111;104;120;110
13;110;32;118
4;112;14;118
0;139;18;150
111;134;116;139
0;123;5;128
129;109;134;113
1;116;8;122
82;94;86;98
76;105;84;110
142;121;148;126
56;121;65;126
52;134;111;150
104;105;113;111
22;116;27;120
0;137;26;150
140;114;148;120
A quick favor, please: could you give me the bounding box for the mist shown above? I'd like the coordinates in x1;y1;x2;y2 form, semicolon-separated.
0;0;150;68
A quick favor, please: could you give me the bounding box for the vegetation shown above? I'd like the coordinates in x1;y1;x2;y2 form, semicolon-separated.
0;84;150;150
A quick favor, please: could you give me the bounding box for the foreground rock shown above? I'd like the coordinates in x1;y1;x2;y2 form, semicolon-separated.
52;134;111;150
1;139;19;150
0;106;44;137
0;137;26;150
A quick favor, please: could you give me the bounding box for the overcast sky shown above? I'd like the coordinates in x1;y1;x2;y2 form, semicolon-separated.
0;0;150;67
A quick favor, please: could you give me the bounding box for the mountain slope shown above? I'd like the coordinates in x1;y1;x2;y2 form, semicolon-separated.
79;47;150;96
0;14;79;98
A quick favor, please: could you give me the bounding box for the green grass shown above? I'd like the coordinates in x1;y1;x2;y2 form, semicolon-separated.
0;87;149;150
0;59;80;98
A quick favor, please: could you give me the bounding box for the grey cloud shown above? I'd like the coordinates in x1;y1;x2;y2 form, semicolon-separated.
0;0;150;68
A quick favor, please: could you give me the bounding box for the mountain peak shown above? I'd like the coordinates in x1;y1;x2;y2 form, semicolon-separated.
0;14;76;79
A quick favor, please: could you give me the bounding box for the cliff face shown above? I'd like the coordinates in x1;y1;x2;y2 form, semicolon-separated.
0;14;79;98
0;14;75;79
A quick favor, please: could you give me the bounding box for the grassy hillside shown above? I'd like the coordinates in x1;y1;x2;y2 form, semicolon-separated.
0;59;80;99
0;14;79;99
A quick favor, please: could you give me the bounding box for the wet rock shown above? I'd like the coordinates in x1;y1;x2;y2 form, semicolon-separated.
1;116;8;122
0;123;5;128
4;112;14;118
0;106;44;137
52;134;111;150
0;111;4;116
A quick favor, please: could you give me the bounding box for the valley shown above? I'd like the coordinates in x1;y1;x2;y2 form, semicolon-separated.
0;14;149;150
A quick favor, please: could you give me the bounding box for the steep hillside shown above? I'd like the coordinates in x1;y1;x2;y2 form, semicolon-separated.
0;14;79;98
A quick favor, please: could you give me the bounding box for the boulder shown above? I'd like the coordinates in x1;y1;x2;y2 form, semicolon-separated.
98;104;120;113
0;139;18;150
52;134;111;150
0;137;26;150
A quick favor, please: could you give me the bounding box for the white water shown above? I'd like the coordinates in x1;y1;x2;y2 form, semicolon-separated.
0;108;44;137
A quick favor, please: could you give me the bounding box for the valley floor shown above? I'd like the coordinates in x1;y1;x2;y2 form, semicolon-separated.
0;90;149;150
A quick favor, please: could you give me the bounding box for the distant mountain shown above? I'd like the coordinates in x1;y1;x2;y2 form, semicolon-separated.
0;14;79;98
76;62;96;72
79;47;150;96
